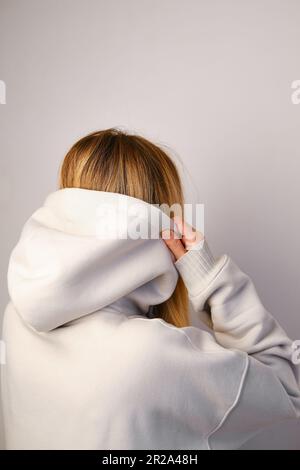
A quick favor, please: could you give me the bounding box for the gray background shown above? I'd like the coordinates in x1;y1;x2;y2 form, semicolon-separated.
0;0;299;449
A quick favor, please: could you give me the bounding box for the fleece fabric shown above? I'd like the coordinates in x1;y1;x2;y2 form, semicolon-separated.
1;188;299;450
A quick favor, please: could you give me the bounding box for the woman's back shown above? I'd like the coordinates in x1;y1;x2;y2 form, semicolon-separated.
1;188;245;449
2;300;246;450
2;129;299;449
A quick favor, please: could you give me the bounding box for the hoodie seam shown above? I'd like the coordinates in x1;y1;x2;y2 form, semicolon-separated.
205;353;250;450
129;316;241;355
130;315;251;450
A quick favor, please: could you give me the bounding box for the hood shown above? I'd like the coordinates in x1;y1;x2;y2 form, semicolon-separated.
7;188;179;332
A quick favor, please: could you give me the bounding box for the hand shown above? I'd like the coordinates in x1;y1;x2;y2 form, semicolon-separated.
161;216;204;261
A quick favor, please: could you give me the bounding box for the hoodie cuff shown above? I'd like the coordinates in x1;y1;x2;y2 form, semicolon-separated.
174;239;217;296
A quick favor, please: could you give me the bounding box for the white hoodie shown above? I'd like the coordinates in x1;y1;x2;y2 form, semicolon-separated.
1;188;300;450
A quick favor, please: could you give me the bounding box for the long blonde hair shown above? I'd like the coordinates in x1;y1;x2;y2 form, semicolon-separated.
59;128;189;327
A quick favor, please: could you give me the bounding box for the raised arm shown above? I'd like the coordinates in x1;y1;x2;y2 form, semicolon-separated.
163;223;300;448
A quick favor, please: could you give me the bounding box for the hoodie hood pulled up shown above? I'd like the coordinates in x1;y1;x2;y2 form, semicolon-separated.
7;188;179;332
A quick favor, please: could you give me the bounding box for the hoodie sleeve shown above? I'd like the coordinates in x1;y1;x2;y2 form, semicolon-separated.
175;241;300;449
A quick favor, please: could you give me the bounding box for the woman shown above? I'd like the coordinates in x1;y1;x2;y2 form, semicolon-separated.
2;128;299;450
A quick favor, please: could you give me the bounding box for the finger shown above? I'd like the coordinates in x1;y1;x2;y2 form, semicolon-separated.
173;216;204;249
161;229;186;260
173;216;196;242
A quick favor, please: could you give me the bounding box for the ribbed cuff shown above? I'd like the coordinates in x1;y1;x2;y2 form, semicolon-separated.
174;239;217;296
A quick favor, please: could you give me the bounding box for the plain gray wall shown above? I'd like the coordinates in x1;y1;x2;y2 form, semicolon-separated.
0;0;299;449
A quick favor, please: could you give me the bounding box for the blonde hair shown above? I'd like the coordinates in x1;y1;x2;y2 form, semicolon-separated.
59;128;189;328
